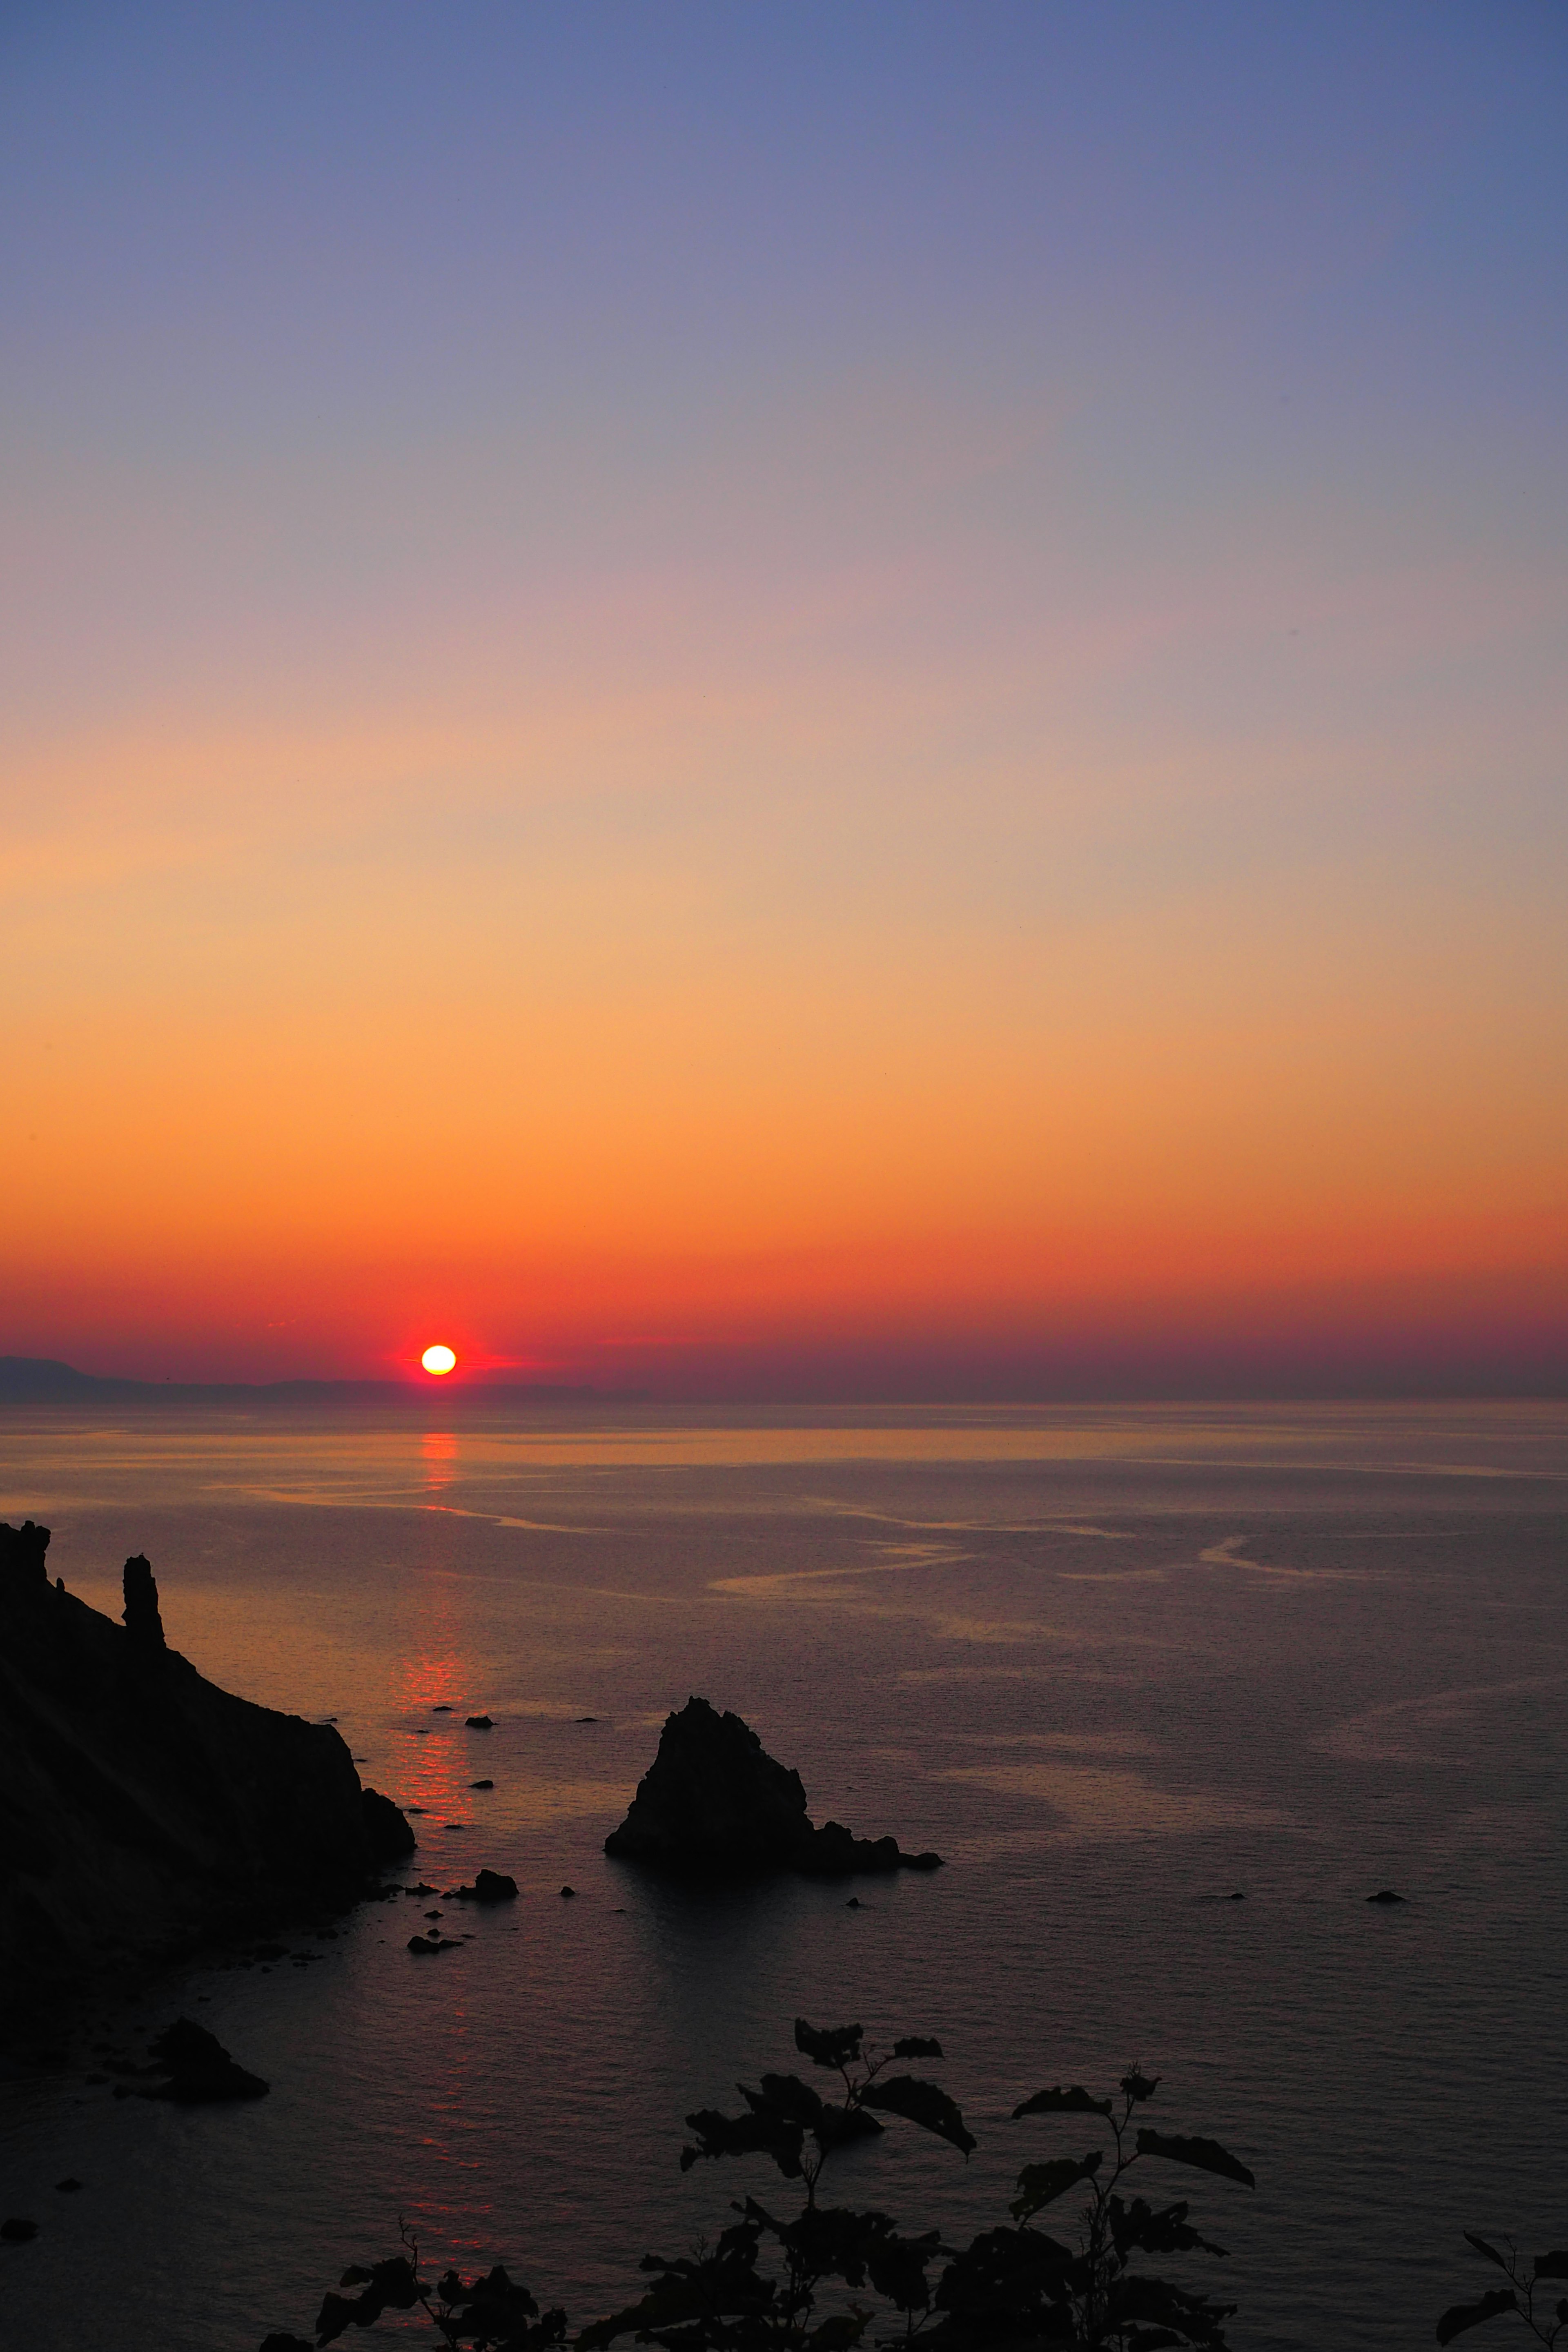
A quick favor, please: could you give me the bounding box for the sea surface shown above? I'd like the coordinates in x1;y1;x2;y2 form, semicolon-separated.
0;1399;1564;2351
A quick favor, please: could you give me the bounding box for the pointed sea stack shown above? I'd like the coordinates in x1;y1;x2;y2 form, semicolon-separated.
121;1552;166;1655
604;1697;942;1878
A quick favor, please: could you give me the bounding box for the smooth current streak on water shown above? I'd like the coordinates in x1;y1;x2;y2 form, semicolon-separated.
0;1400;1564;2352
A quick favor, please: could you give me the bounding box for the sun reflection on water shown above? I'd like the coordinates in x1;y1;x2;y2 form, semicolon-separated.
421;1429;459;1495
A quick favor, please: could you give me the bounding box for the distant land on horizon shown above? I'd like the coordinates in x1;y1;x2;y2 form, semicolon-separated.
0;1356;644;1408
1;1353;1564;1411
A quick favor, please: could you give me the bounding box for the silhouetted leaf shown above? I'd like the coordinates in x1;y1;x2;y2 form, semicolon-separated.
450;2261;542;2335
579;2229;774;2348
1436;2288;1520;2343
891;2037;944;2060
745;2073;827;2130
1135;2130;1255;2190
806;2316;869;2352
866;2230;942;2312
1465;2234;1508;2272
933;2225;1077;2322
1010;2155;1101;2220
795;2020;864;2069
861;2074;976;2156
1533;2251;1568;2279
779;2202;875;2285
1120;2071;1160;2104
314;2257;421;2341
1109;2196;1228;2263
1111;2271;1237;2346
680;2106;805;2179
1012;2085;1114;2119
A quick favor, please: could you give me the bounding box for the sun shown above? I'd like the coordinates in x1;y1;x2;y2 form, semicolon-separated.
421;1343;457;1377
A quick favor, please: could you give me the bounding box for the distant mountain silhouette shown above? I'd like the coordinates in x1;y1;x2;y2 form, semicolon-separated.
0;1356;640;1406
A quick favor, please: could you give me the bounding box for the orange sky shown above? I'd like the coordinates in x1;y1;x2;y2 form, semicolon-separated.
3;9;1565;1393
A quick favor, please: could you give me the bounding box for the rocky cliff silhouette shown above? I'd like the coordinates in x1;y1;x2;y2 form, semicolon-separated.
0;1521;413;2033
604;1696;942;1876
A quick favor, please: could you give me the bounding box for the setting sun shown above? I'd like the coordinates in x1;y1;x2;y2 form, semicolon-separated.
420;1343;457;1377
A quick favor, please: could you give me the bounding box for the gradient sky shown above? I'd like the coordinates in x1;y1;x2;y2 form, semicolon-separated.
4;2;1565;1394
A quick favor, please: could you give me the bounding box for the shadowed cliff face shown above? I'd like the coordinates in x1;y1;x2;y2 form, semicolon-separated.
0;1523;412;2029
604;1696;942;1877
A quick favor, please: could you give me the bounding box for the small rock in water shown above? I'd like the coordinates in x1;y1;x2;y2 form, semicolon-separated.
466;1714;494;1729
1229;1891;1246;1901
1;2218;38;2241
470;1778;494;1790
453;1869;518;1904
407;1933;445;1955
1367;1889;1408;1905
845;1897;862;1909
145;2018;268;2103
576;1715;598;1723
559;1884;576;1898
432;1704;453;1713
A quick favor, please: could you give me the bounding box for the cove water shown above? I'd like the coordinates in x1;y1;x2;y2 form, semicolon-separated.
0;1400;1563;2350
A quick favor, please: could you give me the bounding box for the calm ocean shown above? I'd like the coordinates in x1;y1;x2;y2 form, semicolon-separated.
0;1400;1563;2350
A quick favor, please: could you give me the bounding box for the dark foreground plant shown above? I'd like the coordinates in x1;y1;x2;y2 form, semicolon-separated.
262;2019;1254;2352
934;2065;1253;2350
1436;2235;1568;2345
261;2218;567;2352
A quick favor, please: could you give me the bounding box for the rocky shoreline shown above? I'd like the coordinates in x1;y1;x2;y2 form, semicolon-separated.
0;1520;414;2047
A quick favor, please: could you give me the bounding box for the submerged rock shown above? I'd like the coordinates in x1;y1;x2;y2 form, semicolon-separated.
604;1698;944;1879
1366;1888;1408;1904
